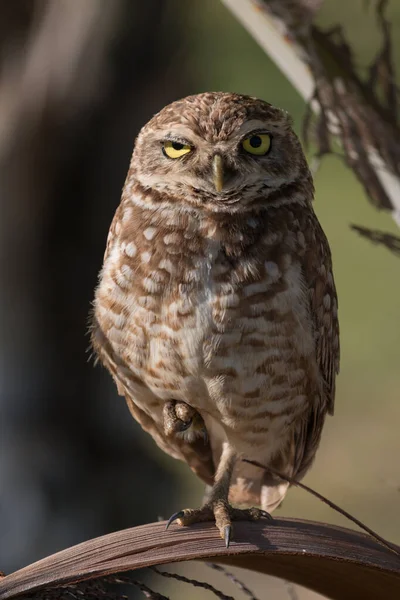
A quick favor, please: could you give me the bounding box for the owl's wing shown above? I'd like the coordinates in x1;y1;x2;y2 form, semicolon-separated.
103;203;123;262
304;212;340;415
91;318;215;486
294;211;340;478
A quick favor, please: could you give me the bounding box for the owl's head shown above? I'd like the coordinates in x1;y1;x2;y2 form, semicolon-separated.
129;92;312;213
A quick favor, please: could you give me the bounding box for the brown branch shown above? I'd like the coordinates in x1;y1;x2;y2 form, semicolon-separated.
1;518;399;600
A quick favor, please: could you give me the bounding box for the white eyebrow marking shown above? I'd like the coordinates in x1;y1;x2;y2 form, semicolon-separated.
158;126;201;145
236;119;270;135
235;119;284;139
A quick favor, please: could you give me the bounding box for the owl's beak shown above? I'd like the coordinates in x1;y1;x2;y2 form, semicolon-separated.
212;154;224;193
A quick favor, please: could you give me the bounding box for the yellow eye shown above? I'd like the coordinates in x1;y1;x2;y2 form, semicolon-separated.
162;140;192;159
242;133;271;156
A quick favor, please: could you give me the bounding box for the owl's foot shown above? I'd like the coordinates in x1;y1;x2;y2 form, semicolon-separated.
163;400;208;443
166;502;272;547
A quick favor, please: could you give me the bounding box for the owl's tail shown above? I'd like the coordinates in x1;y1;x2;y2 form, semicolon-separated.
260;473;290;512
228;469;290;513
227;442;297;512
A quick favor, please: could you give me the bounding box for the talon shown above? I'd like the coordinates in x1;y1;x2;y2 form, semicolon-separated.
224;525;232;548
260;510;273;520
165;510;185;530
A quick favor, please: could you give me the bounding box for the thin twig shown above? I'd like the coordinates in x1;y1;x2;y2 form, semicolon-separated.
126;581;169;600
351;224;400;256
109;576;169;600
151;567;235;600
206;563;259;600
243;458;400;556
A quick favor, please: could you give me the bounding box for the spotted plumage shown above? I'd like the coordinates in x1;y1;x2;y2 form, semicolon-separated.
91;92;339;543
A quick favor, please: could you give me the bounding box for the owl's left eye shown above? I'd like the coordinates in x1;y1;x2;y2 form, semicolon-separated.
242;133;271;156
162;140;192;159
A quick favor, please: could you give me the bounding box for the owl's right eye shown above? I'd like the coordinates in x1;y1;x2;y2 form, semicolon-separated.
242;133;271;156
162;140;192;159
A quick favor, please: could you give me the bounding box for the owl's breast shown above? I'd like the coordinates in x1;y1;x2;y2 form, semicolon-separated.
94;235;224;407
95;222;319;434
140;240;225;405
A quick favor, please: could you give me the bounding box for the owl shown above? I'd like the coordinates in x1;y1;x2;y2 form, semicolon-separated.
91;92;339;546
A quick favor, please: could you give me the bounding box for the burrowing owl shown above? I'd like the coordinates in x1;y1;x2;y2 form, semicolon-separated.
91;92;339;545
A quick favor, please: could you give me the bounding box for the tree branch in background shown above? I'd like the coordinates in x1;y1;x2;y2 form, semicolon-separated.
221;0;400;227
350;224;400;256
0;0;122;158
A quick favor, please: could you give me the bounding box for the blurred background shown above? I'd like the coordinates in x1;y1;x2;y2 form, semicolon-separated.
0;1;399;598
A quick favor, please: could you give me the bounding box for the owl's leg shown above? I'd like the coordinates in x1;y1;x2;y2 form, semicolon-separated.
166;442;272;546
163;400;207;442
